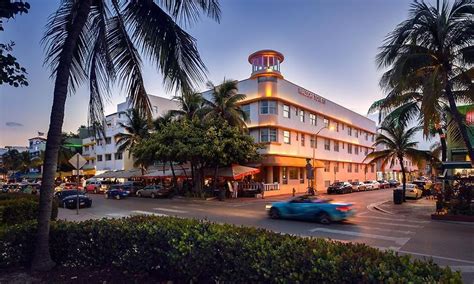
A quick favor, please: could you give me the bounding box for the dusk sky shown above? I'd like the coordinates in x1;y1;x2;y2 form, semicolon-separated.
0;0;435;148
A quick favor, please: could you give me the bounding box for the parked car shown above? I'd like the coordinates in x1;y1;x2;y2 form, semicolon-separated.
265;195;355;224
398;183;422;199
413;180;433;196
61;194;93;209
327;182;353;194
351;181;366;192
377;180;390;189
388;179;400;187
116;181;144;196
85;180;108;193
364;180;380;190
105;185;130;200
136;185;171;198
55;182;81;192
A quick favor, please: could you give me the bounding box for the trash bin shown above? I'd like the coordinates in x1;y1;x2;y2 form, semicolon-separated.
393;189;403;204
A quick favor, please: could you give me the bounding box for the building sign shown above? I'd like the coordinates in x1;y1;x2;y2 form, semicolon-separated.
466;110;474;125
298;87;326;104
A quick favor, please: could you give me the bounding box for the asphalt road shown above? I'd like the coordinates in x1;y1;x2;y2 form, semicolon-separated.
59;189;474;283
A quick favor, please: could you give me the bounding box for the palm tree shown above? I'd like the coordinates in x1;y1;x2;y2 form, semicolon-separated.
35;0;221;271
202;79;248;128
115;108;149;155
376;0;474;164
168;91;205;120
365;124;429;201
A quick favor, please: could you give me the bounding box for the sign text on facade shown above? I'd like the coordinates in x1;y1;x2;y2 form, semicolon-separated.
298;87;326;104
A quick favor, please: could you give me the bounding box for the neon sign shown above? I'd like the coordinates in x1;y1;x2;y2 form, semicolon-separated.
298;87;326;104
467;110;474;125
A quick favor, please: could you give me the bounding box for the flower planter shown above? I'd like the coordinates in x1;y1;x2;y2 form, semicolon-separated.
431;213;474;222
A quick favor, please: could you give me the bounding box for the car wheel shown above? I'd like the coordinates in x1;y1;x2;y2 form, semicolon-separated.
317;212;331;224
269;208;280;219
137;192;142;197
115;195;120;200
151;193;156;199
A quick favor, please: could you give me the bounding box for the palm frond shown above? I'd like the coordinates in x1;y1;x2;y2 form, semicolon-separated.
156;0;221;27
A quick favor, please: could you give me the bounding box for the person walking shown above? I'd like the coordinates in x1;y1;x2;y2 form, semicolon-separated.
232;180;239;198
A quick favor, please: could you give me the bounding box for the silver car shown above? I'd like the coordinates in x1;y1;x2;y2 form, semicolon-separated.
136;185;170;198
351;181;366;192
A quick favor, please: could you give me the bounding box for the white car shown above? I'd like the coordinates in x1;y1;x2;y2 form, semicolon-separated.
399;183;422;199
364;180;380;190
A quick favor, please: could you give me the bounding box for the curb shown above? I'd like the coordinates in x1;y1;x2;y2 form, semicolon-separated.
367;200;394;215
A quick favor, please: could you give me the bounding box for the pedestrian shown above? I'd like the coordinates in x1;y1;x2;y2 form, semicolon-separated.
292;187;296;196
232;180;239;198
260;184;265;199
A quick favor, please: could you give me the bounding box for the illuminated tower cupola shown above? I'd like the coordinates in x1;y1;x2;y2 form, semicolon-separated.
248;49;284;79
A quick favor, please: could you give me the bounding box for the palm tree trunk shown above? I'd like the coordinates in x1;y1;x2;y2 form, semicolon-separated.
31;1;92;271
399;157;407;202
445;86;474;164
170;161;177;192
436;128;447;162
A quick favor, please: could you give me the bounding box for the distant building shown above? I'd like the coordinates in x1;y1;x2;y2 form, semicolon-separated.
446;104;474;177
84;95;178;174
28;136;47;159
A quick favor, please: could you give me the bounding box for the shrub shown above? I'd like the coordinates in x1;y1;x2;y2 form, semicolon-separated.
0;216;461;283
0;193;58;225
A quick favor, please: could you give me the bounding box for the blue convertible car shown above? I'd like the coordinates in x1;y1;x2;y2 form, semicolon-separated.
266;195;355;224
105;185;130;200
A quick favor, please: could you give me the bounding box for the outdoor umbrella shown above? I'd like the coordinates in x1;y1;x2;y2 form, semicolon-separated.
205;164;260;179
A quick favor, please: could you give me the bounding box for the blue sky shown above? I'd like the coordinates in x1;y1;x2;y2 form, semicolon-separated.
0;0;435;148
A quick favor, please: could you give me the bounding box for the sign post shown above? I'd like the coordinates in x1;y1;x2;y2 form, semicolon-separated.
68;153;87;215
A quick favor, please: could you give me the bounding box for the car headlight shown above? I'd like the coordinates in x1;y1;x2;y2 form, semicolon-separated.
265;204;272;210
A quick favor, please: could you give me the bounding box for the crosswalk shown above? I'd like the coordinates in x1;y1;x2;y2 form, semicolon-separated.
307;211;428;251
105;207;190;218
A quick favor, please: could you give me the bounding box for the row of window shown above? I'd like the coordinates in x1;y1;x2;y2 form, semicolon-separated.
96;152;123;162
279;164;375;185
261;128;372;155
323;161;375;173
243;100;375;142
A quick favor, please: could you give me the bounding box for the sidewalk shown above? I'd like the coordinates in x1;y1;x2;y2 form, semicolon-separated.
375;198;436;219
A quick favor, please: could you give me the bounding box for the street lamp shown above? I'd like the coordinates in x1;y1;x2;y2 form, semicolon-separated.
311;125;334;193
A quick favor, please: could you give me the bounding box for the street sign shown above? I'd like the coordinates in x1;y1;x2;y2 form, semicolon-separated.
68;153;87;169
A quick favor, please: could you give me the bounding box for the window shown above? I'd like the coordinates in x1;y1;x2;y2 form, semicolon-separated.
365;132;368;141
301;134;305;146
348;163;352;173
355;129;359;138
299;109;305;122
105;154;112;161
342;124;345;130
84;146;89;151
324;138;330;150
283;130;291;144
310;113;316;125
153;106;158;113
324;161;330;172
97;155;103;162
371;134;374;142
334;141;339;152
289;167;298;179
348;144;353;154
105;137;112;144
355;163;359;173
324;180;331;187
323;117;329;128
334;122;339;132
282;167;288;184
355;146;359;155
348;127;352;136
310;136;317;148
364;147;368;155
115;152;123;160
260;128;277;142
241;104;250;120
371;164;375;173
283;104;290;118
299;168;304;184
260;100;277;114
342;142;345;149
334;162;339;172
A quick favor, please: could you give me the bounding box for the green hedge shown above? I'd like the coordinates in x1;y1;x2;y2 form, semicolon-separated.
0;193;58;225
0;216;461;283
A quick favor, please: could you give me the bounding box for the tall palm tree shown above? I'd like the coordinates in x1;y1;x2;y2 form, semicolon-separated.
376;0;474;164
115;108;149;154
35;0;221;271
202;79;248;128
365;124;429;201
168;91;205;120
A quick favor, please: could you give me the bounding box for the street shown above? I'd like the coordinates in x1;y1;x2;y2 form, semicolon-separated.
59;189;474;282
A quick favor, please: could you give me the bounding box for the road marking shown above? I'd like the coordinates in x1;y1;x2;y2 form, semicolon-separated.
153;207;188;213
105;213;129;218
309;228;410;246
357;211;369;216
353;219;423;228
354;225;414;235
397;250;474;265
131;210;167;216
449;266;474;273
358;215;430;224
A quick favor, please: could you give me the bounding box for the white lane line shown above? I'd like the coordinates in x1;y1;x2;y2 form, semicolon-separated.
358;215;430;224
309;228;410;246
354;225;414;235
131;210;167;216
397;250;474;265
105;213;129;218
153;207;188;213
353;219;422;228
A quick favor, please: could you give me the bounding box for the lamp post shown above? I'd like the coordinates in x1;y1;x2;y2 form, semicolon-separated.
311;125;332;193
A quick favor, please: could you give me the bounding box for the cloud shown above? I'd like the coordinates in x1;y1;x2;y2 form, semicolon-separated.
5;122;24;127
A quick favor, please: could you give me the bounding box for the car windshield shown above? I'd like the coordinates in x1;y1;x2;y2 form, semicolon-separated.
351;182;359;185
364;181;371;184
332;182;344;186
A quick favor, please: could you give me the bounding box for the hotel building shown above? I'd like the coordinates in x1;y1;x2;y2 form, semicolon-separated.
221;50;378;196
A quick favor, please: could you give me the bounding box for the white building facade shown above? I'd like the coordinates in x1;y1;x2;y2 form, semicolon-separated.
83;95;178;174
220;50;378;196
